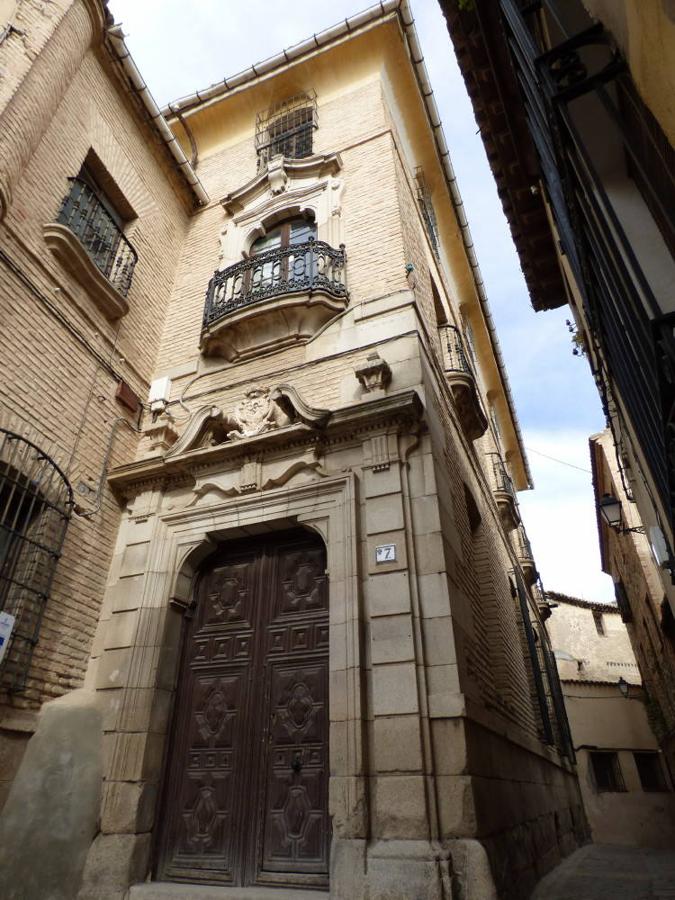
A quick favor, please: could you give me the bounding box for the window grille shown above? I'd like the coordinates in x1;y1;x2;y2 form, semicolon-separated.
415;168;440;258
255;91;318;170
0;428;73;691
590;751;625;792
633;752;669;792
513;572;554;745
57;170;137;297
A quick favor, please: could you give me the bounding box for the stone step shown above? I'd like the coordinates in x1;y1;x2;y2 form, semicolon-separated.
129;883;328;900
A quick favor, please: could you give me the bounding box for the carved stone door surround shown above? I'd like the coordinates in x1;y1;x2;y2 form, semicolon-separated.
97;471;366;893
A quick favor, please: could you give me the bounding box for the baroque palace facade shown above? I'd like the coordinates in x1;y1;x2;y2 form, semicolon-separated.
0;1;584;898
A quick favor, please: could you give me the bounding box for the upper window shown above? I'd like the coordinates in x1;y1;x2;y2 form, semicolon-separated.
255;92;318;170
589;751;625;792
250;217;316;256
415;168;440;258
593;610;605;636
56;154;137;298
633;752;669;792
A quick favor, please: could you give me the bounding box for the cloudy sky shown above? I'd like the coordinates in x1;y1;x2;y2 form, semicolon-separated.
107;0;616;603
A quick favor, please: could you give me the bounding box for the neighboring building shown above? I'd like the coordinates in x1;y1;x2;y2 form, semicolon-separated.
590;429;675;776
0;2;584;899
547;591;675;848
440;0;675;749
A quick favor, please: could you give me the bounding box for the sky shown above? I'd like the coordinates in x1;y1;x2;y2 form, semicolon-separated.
107;0;616;603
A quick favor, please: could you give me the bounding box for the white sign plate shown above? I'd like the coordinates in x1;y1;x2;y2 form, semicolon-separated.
375;543;396;564
0;612;16;666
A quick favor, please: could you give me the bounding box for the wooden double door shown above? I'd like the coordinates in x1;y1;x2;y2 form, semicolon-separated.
155;531;330;888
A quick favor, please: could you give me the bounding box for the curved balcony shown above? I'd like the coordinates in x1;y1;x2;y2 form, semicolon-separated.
201;238;348;361
487;452;520;532
441;325;487;441
44;177;137;320
513;524;537;585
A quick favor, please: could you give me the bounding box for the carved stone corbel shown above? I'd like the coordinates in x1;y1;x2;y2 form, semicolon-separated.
355;352;392;395
267;155;289;194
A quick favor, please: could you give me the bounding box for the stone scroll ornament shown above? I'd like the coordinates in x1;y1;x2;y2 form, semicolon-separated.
165;384;331;457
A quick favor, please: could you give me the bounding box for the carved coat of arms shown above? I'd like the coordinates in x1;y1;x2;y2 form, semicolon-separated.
225;387;290;440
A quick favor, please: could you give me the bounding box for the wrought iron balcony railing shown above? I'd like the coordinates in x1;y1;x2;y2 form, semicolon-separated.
57;177;137;297
440;324;488;441
488;451;520;530
442;324;473;375
203;238;347;329
488;452;516;497
514;524;537;584
514;524;533;561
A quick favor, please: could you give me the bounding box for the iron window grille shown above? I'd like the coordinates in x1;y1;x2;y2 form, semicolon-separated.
0;428;73;692
255;91;318;170
633;752;669;792
415;168;440;258
590;751;626;792
513;572;554;745
57;174;138;297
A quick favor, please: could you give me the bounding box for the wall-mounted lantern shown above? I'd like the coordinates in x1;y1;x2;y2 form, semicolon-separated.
598;493;645;535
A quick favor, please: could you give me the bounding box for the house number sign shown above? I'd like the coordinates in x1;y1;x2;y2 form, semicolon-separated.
375;543;396;564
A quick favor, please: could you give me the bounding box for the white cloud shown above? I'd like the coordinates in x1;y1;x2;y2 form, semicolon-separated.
519;430;615;603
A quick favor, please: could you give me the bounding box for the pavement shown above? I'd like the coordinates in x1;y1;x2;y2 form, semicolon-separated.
531;844;675;900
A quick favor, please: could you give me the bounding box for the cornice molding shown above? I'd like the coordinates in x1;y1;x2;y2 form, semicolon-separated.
221;153;342;215
109;389;423;498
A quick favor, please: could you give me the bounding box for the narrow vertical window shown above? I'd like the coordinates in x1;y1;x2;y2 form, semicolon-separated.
415;168;440;258
593;610;605;636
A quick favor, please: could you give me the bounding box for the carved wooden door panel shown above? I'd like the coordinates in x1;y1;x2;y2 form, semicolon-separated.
156;532;329;888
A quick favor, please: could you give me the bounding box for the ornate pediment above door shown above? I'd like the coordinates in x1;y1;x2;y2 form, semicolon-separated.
165;383;331;458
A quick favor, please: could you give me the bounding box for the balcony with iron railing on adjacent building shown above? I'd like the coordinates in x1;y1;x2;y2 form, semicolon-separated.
43;177;137;320
440;324;488;441
513;523;537;585
487;451;520;532
201;238;348;361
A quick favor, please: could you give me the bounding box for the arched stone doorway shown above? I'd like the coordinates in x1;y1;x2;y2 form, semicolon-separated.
154;528;330;890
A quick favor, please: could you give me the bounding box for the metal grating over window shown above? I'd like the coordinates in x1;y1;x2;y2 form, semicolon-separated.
414;168;440;258
255;91;318;170
0;428;73;691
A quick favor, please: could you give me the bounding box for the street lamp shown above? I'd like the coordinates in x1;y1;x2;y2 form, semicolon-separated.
617;676;630;699
598;493;622;529
597;493;646;535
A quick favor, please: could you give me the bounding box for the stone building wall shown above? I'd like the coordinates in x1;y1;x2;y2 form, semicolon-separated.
0;0;192;805
0;5;585;899
547;594;675;847
590;430;675;778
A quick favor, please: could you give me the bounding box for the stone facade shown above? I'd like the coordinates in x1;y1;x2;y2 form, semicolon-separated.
547;592;675;848
0;2;585;898
590;430;675;780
